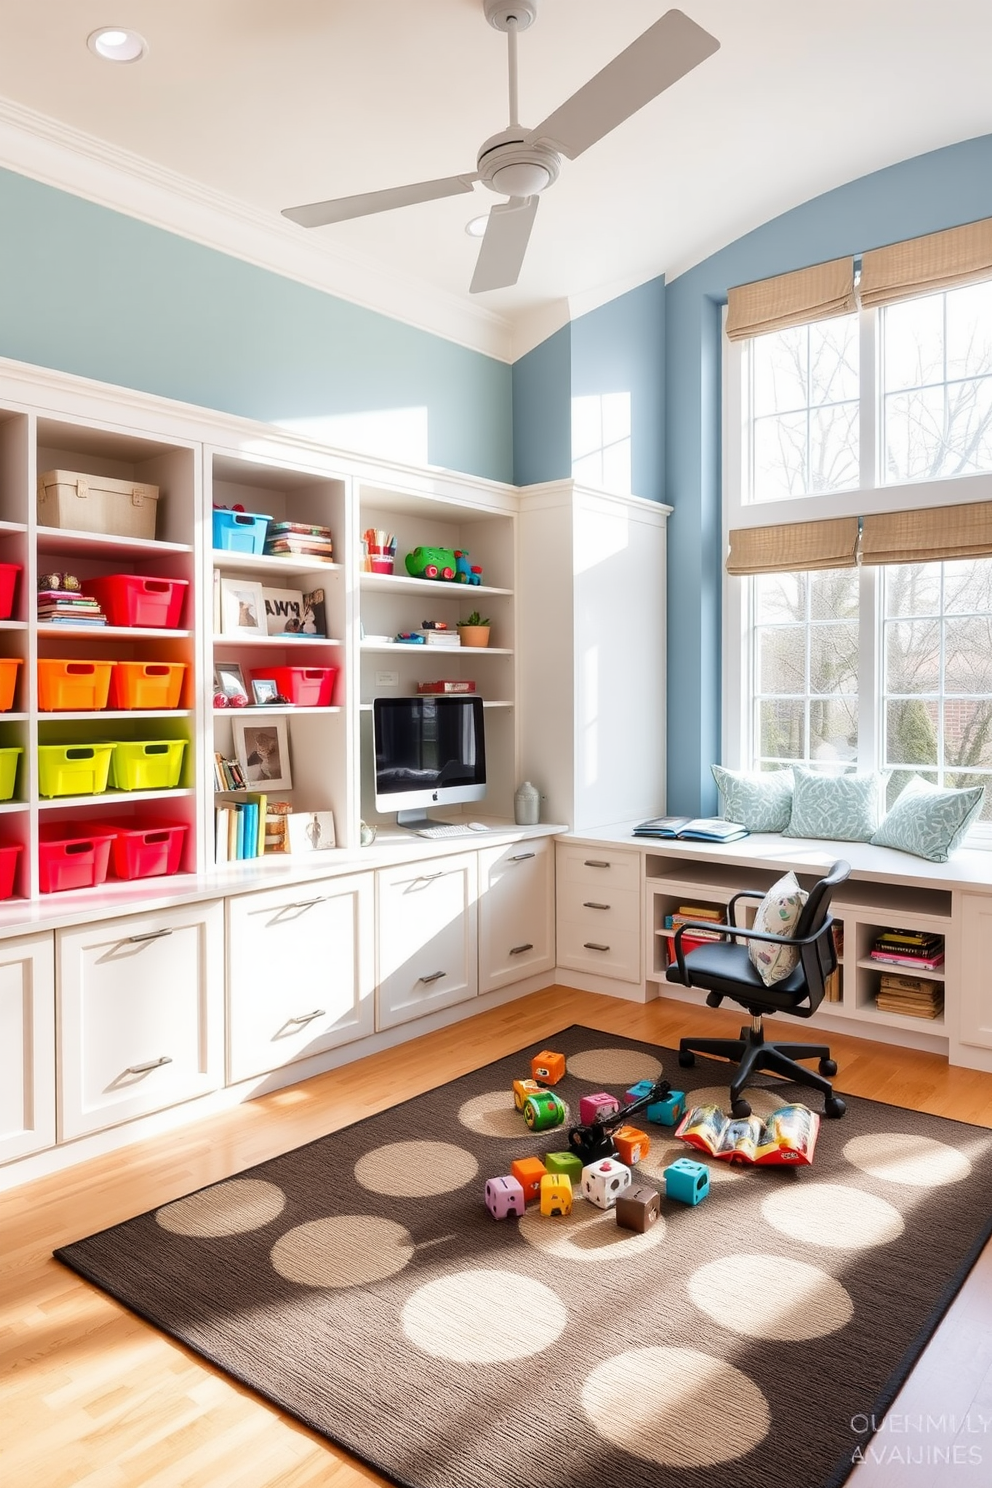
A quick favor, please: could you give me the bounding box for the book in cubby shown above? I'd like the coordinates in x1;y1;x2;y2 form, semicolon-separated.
663;902;725;963
875;971;944;1020
869;927;945;971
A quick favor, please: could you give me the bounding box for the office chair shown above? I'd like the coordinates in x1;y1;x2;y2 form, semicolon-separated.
666;860;851;1119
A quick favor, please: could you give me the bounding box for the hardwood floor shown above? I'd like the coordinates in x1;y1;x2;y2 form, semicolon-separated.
4;986;992;1488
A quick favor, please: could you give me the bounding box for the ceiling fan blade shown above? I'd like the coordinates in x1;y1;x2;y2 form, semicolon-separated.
531;8;719;161
283;174;477;228
469;196;539;294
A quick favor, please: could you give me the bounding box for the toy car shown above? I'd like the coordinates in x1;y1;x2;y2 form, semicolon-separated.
405;546;458;581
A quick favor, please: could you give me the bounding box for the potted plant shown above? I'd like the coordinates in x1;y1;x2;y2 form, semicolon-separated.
457;610;491;647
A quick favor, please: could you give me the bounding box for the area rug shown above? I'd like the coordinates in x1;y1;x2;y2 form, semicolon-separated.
55;1026;992;1488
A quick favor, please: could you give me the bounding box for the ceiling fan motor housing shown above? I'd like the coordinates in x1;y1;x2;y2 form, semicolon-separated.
483;0;538;31
476;129;560;197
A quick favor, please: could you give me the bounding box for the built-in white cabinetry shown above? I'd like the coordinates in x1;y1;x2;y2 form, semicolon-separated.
226;871;375;1083
376;850;479;1029
478;836;555;994
958;892;992;1053
556;842;642;984
57;900;224;1140
0;931;54;1163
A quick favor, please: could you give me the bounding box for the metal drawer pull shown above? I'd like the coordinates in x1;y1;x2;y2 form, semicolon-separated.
584;859;611;868
418;872;444;881
287;896;328;909
583;901;610;910
584;942;610;952
126;928;174;944
419;970;447;983
125;1055;173;1074
289;1008;326;1025
509;943;534;955
509;851;536;862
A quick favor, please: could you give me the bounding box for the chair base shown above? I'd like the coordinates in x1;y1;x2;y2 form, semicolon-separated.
679;1021;844;1117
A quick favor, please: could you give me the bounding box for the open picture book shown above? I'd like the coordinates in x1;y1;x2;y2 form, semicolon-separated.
632;816;749;842
675;1102;820;1166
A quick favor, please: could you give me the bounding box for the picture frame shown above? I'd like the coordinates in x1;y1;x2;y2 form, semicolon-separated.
285;810;336;854
232;716;293;790
262;585;306;636
214;661;249;704
220;577;266;637
251;677;280;705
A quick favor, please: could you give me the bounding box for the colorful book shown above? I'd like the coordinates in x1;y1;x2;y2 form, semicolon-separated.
633;816;748;842
676;1103;820;1166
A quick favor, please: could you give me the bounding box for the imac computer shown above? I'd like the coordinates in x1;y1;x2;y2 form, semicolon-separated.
372;694;486;831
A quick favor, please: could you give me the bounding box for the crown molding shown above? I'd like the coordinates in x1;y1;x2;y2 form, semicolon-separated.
0;97;515;363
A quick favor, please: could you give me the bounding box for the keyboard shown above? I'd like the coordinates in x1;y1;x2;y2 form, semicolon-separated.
416;824;483;839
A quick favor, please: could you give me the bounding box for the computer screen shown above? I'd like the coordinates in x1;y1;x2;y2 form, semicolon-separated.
372;695;486;829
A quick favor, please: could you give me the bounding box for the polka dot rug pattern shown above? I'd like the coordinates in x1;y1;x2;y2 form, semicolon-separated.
56;1026;992;1488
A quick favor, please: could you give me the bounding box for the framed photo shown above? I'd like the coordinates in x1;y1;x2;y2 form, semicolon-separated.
232;716;293;790
251;677;280;705
286;810;336;853
262;585;306;636
214;661;249;704
220;577;266;637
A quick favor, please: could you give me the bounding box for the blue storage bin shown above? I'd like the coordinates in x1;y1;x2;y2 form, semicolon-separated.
212;509;270;553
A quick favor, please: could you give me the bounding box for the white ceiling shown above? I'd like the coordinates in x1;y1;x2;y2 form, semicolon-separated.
1;0;991;360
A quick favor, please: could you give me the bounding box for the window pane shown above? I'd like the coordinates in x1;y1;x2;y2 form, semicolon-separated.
882;296;943;393
944;558;992;615
885;699;939;766
809;316;859;405
809;402;859;492
752;327;806;417
757;625;805;692
943;699;992;770
809;622;859;692
755;572;807;623
944;615;992;692
943;769;992;822
753;412;807;500
809;569;859;622
884;386;944;482
945;281;992;381
809;695;858;763
884;564;941;619
759;698;805;760
884;620;940;693
943;376;992;478
887;767;937;810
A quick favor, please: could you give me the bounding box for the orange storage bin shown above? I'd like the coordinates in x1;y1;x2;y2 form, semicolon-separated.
0;841;22;898
85;574;188;629
38;826;115;893
38;659;114;711
108;661;187;710
0;657;22;712
0;562;21;621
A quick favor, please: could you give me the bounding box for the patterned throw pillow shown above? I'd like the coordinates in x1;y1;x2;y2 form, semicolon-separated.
871;775;985;862
711;765;794;831
747;871;808;986
783;766;886;842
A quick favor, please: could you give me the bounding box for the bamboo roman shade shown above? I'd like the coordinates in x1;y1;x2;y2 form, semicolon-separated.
859;218;992;309
860;502;992;565
726;517;860;575
726;257;857;342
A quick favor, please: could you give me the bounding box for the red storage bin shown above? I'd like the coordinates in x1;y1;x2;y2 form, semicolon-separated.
0;562;21;620
38;826;115;893
0;841;22;898
249;665;338;706
104;820;188;880
85;574;188;629
108;661;187;710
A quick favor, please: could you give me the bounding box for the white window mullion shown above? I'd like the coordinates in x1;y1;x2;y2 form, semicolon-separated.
859;563;880;774
859;305;877;490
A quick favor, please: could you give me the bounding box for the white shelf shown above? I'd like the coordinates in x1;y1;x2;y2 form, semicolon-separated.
212;550;341;578
37;527;193;558
359;698;512;710
38;788;195;810
37;710;194;723
212;633;340;648
212;705;341;717
38;624;193;640
856;956;945;982
359;571;512;599
360;642;512;655
0;621;27;632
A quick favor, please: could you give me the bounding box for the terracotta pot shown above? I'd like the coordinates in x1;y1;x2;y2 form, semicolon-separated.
458;625;490;648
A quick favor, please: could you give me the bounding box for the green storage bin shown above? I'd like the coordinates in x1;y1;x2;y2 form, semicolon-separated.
38;743;115;797
109;739;187;791
0;746;23;801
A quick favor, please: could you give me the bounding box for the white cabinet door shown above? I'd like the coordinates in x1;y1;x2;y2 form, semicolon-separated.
0;932;55;1164
377;852;478;1030
959;892;992;1050
227;872;375;1084
58;901;224;1140
478;837;555;994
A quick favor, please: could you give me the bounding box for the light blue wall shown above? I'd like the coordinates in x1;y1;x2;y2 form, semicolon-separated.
511;324;572;487
666;131;992;816
0;168;513;483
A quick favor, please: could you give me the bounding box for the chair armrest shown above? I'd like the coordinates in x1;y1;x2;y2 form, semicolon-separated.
670;914;834;982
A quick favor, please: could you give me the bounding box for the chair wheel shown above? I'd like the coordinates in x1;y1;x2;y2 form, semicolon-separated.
678;1050;696;1068
819;1058;838;1077
824;1095;846;1118
731;1098;751;1119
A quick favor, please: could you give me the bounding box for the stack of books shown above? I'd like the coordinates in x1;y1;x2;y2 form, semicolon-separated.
664;903;725;962
419;628;461;647
869;928;945;970
825;921;844;1002
876;971;944;1019
213;753;246;791
215;792;266;863
37;589;107;625
263;520;334;560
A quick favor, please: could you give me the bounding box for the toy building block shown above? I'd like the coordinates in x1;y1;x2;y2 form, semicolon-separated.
511;1155;547;1202
664;1157;710;1206
647;1090;686;1127
581;1156;632;1211
625;1080;656;1103
523;1090;567;1132
616;1184;662;1233
545;1150;584;1186
531;1050;567;1085
613;1124;651;1166
579;1091;621;1125
485;1175;526;1220
539;1172;573;1217
513;1077;543;1111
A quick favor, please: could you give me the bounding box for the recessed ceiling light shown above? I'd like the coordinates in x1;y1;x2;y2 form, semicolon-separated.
87;27;148;63
465;215;489;238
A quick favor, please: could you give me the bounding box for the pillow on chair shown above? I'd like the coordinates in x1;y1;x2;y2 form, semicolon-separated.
747;871;808;986
711;765;794;831
871;774;985;862
784;765;886;841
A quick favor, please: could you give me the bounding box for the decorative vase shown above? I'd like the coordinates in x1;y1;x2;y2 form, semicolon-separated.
459;626;490;648
514;780;540;826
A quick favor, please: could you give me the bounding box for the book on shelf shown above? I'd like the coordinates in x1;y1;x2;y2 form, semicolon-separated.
675;1103;820;1166
301;587;327;637
214;791;267;864
875;971;944;1018
869;950;945;970
420;630;462;647
633;815;749;842
214;753;246;791
265;520;333;540
264;539;335;559
825;922;844;1001
264;800;293;853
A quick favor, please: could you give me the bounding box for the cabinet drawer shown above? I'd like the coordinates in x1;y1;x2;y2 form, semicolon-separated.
557;916;642;983
478;837;555;994
377;851;478;1030
58;901;224;1140
557;844;641;893
557;880;640;933
227;872;375;1084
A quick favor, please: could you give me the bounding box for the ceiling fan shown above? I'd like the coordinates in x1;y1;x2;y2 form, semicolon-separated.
282;2;720;294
